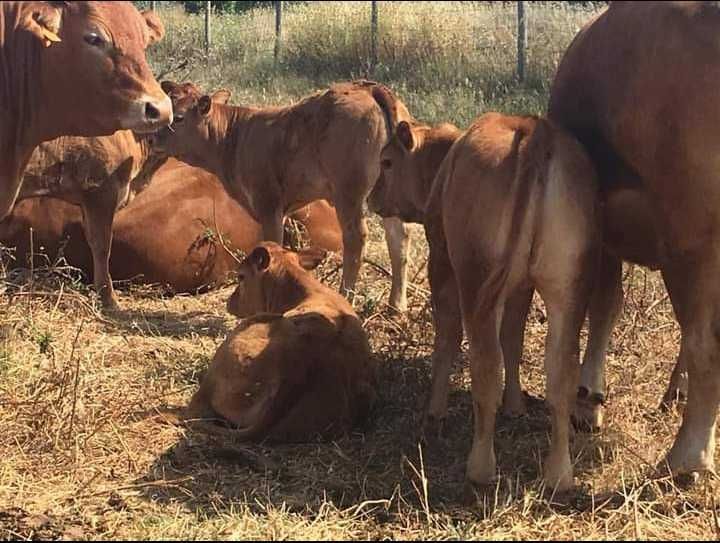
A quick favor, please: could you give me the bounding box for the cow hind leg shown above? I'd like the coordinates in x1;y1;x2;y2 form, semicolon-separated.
424;221;462;435
575;251;622;432
463;306;503;487
536;284;586;492
382;216;410;312
661;254;720;478
500;288;533;417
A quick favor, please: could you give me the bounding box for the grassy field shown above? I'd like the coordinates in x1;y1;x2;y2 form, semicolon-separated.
2;1;720;540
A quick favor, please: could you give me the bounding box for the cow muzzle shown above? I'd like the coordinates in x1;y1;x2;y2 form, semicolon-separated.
123;94;173;133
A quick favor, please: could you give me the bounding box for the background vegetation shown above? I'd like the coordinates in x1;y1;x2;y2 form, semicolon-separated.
2;2;719;540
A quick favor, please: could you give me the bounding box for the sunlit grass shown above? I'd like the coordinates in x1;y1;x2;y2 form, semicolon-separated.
148;1;603;126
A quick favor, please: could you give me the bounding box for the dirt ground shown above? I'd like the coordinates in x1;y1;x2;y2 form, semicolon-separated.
1;218;719;540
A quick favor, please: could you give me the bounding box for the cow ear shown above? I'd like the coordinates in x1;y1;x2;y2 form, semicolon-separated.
161;80;179;96
297;247;327;271
396;121;414;151
142;10;165;46
249;246;271;272
198;95;213;116
211;89;232;105
21;5;63;48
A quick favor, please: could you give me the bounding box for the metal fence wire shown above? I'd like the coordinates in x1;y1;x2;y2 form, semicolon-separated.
135;1;606;84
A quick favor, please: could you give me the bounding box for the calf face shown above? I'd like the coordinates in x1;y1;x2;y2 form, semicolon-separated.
36;2;172;137
368;121;460;224
152;81;231;166
226;243;328;318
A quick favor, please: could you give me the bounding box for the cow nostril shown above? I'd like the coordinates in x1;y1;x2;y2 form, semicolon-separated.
145;101;161;121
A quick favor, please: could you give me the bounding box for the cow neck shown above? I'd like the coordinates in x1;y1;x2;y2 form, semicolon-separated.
261;265;316;315
207;103;254;188
132;135;170;192
0;3;48;197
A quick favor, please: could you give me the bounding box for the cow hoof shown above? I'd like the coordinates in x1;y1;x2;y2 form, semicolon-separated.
387;297;408;314
663;444;716;482
572;387;604;433
421;414;446;443
102;300;122;314
465;444;496;487
500;391;527;418
658;390;687;412
543;453;574;493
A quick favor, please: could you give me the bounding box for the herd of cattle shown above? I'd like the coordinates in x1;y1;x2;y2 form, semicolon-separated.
1;1;718;493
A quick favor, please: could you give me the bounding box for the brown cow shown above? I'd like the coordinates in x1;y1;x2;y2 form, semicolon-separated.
154;80;414;311
0;2;172;220
369;120;534;419
0;160;343;295
16;130;168;309
548;0;720;479
184;242;376;442
419;113;600;490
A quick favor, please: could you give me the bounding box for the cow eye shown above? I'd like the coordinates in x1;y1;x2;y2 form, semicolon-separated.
84;33;106;47
173;114;184;125
381;158;392;170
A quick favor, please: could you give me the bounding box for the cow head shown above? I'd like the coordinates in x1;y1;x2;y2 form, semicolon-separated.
152;80;232;168
227;242;327;318
368;121;426;223
368;121;460;224
25;2;172;139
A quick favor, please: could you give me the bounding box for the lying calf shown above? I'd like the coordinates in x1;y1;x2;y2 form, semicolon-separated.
184;242;376;442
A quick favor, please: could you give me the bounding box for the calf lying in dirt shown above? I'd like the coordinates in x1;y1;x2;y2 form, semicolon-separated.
184;242;376;442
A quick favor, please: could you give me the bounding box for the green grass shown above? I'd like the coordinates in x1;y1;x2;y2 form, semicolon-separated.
148;1;602;127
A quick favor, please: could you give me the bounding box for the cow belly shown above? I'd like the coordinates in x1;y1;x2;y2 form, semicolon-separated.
602;187;662;270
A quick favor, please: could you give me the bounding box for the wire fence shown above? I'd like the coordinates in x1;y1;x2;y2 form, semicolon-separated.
137;1;605;82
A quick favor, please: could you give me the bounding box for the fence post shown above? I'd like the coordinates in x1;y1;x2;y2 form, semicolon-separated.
370;0;378;75
149;1;156;11
205;1;211;55
274;1;283;63
517;1;527;83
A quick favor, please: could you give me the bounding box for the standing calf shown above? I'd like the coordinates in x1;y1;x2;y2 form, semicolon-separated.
154;80;414;311
372;113;602;490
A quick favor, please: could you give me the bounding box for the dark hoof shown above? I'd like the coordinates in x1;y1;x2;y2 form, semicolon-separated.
572;387;605;433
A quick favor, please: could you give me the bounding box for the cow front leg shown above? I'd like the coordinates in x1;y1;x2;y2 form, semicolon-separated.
382;216;410;312
336;202;367;305
81;194;119;311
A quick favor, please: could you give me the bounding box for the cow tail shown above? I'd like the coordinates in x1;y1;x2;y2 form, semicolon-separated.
474;118;553;315
370;83;400;142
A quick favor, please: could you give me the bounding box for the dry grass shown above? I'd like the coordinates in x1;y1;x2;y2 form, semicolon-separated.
1;217;719;540
2;1;719;540
147;1;603;125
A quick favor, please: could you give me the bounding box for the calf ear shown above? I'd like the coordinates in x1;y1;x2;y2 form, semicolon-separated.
396;121;414;151
142;10;165;46
249;246;271;272
21;6;63;48
212;89;232;105
161;80;180;96
198;95;213;116
297;247;327;270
